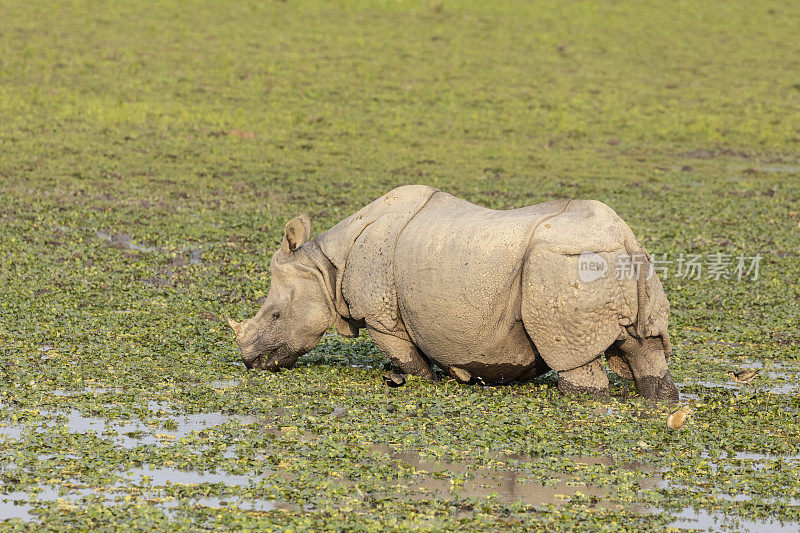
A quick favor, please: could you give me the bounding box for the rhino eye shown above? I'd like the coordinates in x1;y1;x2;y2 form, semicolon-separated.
272;312;281;320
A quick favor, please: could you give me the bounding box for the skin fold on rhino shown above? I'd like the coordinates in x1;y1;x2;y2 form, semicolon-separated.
227;185;679;402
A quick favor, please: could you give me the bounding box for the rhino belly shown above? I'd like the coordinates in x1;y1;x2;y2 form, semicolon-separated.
435;320;546;384
394;194;565;383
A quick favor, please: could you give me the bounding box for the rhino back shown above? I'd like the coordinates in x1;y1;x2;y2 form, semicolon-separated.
393;192;568;372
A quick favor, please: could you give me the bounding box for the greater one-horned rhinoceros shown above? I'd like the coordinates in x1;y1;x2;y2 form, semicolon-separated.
227;185;679;401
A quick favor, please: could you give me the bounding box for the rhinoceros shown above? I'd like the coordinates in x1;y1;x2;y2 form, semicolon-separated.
227;185;679;401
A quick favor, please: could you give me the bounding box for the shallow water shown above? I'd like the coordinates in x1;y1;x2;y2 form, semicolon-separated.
7;376;799;527
7;417;800;526
732;451;800;461
739;360;799;370
0;480;282;522
11;409;263;449
663;508;800;533
686;379;799;396
159;495;296;518
95;230;157;253
0;454;262;522
189;249;203;265
50;387;126;397
210;380;242;389
120;465;253;486
0;487;114;521
412;468;611;507
95;229;205;267
0;423;23;440
735;362;800;391
756;165;800;173
370;444;651;510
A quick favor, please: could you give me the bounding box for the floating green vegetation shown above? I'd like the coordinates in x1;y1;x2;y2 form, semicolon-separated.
1;0;799;530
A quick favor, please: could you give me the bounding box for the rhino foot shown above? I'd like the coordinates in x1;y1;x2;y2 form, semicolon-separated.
615;336;680;403
635;372;680;403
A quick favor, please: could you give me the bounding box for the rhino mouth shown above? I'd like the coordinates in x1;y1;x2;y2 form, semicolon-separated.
243;355;264;370
243;354;280;371
243;347;299;372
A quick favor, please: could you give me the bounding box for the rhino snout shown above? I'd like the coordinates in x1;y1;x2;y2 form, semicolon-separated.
242;354;282;372
242;356;267;371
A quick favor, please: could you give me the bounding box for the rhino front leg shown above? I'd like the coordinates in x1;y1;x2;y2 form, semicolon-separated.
367;328;436;380
618;335;679;402
558;356;610;397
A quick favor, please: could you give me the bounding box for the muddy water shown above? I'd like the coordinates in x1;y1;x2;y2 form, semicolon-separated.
369;444;652;511
120;466;253;486
210;380;242;389
94;229;204;265
7;376;800;525
1;407;274;523
656;451;800;531
95;230;157;253
261;407;665;511
257;410;658;511
7;408;259;448
189;249;203;265
680;359;800;396
0;487;112;521
0;482;293;522
687;379;800;395
661;508;799;532
756;165;800;173
412;469;617;508
0;423;23;440
50;387;126;396
731;451;800;461
159;496;297;518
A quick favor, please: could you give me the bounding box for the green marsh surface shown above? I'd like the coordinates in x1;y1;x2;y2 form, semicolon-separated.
1;0;799;530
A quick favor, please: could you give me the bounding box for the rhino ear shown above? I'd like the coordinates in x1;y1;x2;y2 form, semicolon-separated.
282;215;312;253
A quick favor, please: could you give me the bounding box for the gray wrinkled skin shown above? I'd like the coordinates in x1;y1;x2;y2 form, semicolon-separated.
228;185;679;402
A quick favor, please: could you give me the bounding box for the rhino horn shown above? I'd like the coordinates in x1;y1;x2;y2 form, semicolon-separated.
225;317;244;337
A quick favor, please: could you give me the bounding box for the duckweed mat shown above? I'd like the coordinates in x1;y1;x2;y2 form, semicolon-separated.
1;0;799;531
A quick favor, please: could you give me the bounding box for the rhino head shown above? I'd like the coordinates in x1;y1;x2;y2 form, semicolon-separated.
226;215;336;371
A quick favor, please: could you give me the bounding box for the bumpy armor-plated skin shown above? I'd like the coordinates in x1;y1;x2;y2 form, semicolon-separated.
392;193;566;383
229;185;679;402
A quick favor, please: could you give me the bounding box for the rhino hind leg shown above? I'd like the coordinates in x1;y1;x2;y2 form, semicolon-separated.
616;334;679;403
557;356;610;397
521;248;627;393
367;327;436;380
